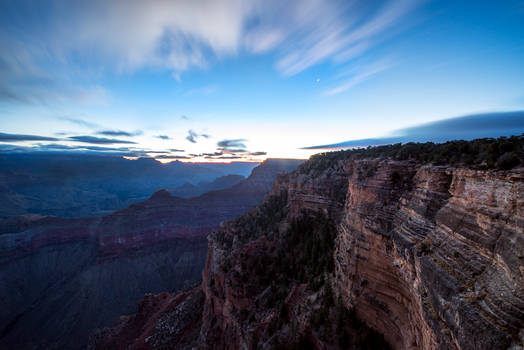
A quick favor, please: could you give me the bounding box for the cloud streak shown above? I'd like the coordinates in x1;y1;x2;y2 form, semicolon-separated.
324;59;393;95
0;142;137;154
153;155;191;159
60;117;100;129
0;132;59;142
1;0;421;105
303;111;524;149
67;136;137;144
96;130;143;137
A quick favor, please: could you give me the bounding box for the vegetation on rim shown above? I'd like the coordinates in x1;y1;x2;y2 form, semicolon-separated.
299;135;523;173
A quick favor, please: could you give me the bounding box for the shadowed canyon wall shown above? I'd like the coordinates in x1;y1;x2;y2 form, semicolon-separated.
0;159;303;349
93;143;523;350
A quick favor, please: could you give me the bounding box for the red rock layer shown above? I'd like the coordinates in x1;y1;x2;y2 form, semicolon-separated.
94;158;523;350
333;160;523;349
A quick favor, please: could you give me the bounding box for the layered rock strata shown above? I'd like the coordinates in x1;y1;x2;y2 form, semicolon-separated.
94;154;523;350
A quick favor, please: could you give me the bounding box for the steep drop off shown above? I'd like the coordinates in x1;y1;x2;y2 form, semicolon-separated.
94;138;523;350
0;159;303;349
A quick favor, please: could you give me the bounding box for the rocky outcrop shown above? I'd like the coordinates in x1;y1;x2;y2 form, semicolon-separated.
334;160;523;349
0;159;302;349
96;145;523;349
89;288;205;350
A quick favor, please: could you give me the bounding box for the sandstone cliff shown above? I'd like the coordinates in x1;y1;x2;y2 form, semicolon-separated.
93;138;524;350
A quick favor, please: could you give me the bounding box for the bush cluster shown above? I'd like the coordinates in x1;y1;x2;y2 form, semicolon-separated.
299;135;523;173
275;211;336;291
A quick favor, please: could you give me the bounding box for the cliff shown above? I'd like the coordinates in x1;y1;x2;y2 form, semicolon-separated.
0;159;303;349
94;137;523;350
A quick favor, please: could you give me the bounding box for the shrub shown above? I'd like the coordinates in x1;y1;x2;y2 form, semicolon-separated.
497;151;520;170
297;135;523;173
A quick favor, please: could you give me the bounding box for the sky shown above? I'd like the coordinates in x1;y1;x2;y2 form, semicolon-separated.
1;0;523;162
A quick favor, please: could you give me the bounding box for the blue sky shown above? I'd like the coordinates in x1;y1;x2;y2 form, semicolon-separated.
1;0;523;161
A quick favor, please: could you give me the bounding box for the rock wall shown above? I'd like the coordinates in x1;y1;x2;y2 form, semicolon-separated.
333;160;523;350
200;158;523;349
93;156;523;350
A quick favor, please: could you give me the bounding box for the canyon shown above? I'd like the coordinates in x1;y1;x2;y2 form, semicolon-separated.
0;158;303;349
0;153;258;218
93;139;523;350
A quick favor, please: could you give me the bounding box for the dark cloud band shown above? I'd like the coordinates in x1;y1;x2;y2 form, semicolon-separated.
97;130;143;137
303;111;524;149
68;136;137;144
0;132;59;142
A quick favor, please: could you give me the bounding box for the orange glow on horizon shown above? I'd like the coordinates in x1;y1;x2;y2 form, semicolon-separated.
155;157;264;164
153;156;309;164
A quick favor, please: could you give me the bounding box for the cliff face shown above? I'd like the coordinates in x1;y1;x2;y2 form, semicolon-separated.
93;154;523;350
0;159;302;350
333;160;523;349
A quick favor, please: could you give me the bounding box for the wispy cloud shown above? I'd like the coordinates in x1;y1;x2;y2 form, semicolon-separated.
97;130;143;137
154;154;192;160
60;117;100;129
324;59;393;95
67;136;137;145
0;142;136;154
210;155;243;159
1;0;421;106
202;152;224;157
37;143;133;152
188;139;267;160
274;0;419;76
303;111;524;149
155;135;172;140
217;139;247;153
0;132;59;142
186;129;210;143
0;131;137;148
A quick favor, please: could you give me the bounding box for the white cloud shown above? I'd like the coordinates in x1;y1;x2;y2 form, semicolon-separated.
275;0;420;76
1;0;422;104
51;0;420;76
61;0;256;72
244;29;284;54
324;59;393;95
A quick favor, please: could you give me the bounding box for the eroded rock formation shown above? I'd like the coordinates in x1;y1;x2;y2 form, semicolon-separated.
0;159;302;349
93;143;524;350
